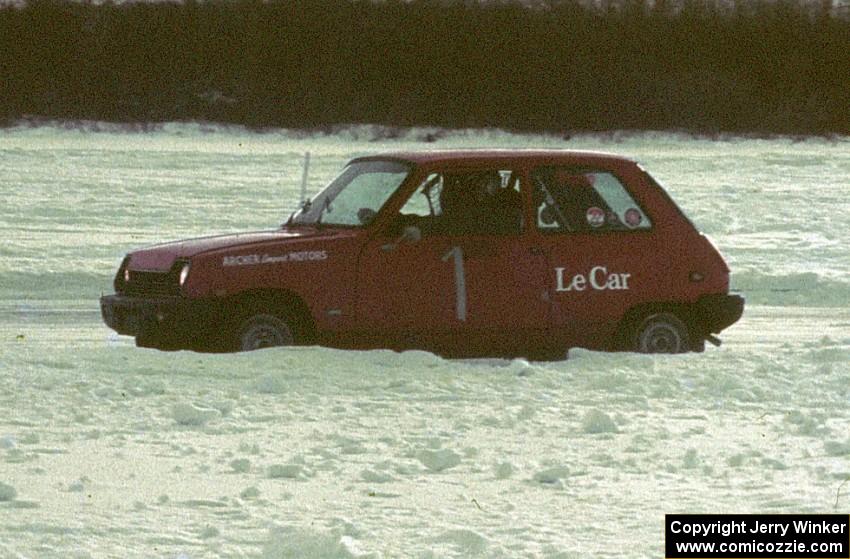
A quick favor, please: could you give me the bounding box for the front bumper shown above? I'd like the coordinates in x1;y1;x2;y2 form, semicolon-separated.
695;293;745;334
101;294;187;336
100;294;226;348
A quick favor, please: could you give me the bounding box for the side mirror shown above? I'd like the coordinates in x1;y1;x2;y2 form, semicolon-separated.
382;225;422;252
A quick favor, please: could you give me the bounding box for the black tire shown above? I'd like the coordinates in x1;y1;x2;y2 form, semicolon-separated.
237;313;294;351
633;312;690;354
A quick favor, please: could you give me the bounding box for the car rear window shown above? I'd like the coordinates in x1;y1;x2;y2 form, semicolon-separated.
532;167;652;233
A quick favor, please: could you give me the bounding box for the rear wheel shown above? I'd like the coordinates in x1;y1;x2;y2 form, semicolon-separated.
238;313;294;351
634;312;690;354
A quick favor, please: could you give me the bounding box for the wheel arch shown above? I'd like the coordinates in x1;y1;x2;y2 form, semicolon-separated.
613;300;705;352
222;288;317;344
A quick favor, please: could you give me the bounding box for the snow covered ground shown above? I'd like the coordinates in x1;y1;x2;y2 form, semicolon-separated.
1;123;848;558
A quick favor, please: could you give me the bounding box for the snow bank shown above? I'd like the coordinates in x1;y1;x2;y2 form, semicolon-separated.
732;271;850;307
262;525;377;559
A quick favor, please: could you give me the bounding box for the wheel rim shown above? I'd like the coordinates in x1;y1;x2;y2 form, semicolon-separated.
639;320;685;353
240;315;293;351
243;325;283;350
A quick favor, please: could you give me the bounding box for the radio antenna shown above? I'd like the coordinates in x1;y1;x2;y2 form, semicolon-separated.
299;151;311;206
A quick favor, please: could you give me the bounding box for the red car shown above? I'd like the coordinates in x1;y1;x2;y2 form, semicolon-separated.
101;150;743;358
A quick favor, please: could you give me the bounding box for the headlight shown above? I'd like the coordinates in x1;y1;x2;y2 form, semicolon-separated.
178;262;191;287
114;255;131;293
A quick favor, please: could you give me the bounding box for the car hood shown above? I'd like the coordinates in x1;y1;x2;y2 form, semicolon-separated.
127;228;352;271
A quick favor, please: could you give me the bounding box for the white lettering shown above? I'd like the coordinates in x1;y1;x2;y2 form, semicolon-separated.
572;274;587;291
555;267;587;291
442;246;467;321
223;250;329;267
751;521;788;537
670;520;749;538
793;520;844;534
554;266;632;292
589;266;608;289
261;254;289;264
555;267;567;291
287;250;328;261
223;254;261;267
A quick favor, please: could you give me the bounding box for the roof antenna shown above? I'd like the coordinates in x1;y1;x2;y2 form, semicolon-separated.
299;151;311;206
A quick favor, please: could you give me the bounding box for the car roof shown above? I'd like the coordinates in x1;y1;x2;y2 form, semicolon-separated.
351;149;635;168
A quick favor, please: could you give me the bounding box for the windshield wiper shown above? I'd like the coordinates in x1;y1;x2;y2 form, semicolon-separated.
284;198;313;227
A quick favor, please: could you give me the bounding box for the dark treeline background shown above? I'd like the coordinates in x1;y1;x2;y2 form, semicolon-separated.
1;0;848;135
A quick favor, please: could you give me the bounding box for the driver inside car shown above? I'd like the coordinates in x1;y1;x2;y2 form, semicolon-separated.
436;170;519;235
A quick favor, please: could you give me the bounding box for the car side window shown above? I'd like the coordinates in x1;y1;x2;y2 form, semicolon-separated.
532;167;651;233
398;169;522;236
400;173;443;218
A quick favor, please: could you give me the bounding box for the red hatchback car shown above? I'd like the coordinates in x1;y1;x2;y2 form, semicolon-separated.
101;150;743;358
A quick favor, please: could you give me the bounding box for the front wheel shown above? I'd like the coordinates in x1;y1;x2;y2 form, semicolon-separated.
634;312;690;354
238;313;294;351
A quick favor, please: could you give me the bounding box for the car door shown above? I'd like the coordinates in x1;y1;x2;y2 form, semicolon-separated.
531;164;670;349
355;167;550;355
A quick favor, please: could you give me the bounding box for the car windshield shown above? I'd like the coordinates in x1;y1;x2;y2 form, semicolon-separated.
290;160;411;227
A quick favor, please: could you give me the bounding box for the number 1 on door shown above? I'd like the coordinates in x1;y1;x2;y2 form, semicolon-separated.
441;246;467;322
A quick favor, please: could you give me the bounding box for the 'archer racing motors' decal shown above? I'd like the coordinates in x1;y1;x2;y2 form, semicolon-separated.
222;250;328;267
555;266;631;292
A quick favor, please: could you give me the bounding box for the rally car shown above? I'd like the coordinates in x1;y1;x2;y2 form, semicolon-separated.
100;150;744;358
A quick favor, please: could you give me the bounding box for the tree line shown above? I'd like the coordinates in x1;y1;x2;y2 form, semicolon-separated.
1;0;848;135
